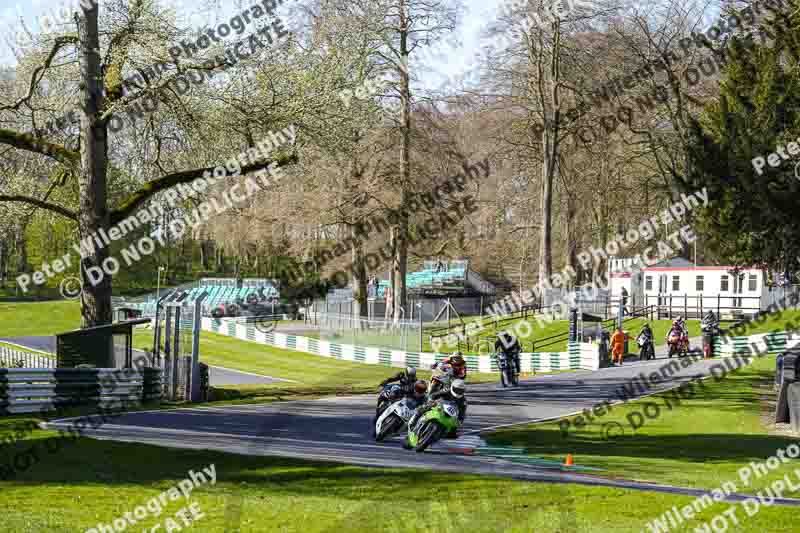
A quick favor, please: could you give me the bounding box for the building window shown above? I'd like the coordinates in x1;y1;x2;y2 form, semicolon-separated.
696;275;704;292
749;274;758;291
645;276;653;291
721;275;729;292
672;276;680;292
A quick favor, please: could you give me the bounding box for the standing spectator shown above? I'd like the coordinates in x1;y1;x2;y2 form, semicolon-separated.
435;257;445;273
610;328;632;366
621;287;629;315
384;285;393;319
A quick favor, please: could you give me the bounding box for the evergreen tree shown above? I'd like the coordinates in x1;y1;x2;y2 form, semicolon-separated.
688;3;800;274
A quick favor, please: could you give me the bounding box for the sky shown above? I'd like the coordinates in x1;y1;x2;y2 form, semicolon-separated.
0;0;503;87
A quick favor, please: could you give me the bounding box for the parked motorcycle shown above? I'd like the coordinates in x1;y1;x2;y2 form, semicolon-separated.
374;397;416;442
405;400;461;453
637;332;655;361
495;352;519;387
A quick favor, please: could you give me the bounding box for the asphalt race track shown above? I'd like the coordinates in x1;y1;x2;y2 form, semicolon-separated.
43;347;800;504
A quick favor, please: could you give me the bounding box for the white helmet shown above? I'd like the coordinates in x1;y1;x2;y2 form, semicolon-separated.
450;379;466;398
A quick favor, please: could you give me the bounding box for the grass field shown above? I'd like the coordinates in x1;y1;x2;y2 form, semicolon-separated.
0;412;796;532
488;354;797;494
130;328;504;401
423;307;800;355
423;315;704;354
0;300;81;337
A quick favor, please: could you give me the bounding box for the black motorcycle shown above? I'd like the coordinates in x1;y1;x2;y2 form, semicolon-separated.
637;332;655;361
496;351;519;387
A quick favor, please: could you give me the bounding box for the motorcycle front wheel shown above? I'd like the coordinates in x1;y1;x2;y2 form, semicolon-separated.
415;422;444;453
375;414;402;442
500;367;509;388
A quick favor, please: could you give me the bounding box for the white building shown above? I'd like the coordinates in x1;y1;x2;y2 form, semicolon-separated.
641;258;766;318
607;256;644;307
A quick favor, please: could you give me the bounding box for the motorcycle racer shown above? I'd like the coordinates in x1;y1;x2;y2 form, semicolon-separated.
495;331;521;374
408;379;467;437
375;367;417;421
434;352;467;379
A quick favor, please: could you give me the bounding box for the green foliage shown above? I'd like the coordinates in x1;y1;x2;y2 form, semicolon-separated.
689;4;800;271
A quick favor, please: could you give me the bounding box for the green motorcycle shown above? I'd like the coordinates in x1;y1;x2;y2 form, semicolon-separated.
405;400;461;453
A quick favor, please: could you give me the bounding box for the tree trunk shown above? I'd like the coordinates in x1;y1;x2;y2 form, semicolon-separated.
566;195;578;288
14;222;28;273
200;240;211;271
393;0;410;323
350;225;368;320
539;157;554;288
77;4;112;335
535;21;562;290
0;237;6;281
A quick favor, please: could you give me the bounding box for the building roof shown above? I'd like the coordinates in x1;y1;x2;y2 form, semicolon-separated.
646;257;695;269
643;257;762;272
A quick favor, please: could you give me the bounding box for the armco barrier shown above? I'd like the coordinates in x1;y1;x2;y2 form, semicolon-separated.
0;368;161;415
714;331;799;357
202;317;601;372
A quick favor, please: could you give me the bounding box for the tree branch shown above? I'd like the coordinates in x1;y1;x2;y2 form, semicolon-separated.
0;194;77;220
0;36;79;113
110;152;298;225
0;128;80;166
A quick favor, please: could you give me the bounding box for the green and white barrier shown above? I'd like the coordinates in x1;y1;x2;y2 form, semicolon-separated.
714;331;799;357
201;318;601;372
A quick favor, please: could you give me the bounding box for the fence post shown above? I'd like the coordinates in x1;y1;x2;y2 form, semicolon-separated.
717;294;720;317
684;294;688;318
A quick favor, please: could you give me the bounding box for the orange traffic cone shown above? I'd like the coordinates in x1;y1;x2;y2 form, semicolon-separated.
564;454;574;467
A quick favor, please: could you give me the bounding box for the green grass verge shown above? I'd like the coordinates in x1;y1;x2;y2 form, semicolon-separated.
424;316;704;355
0;300;81;337
487;354;798;494
730;308;800;336
0;414;796;532
131;329;503;401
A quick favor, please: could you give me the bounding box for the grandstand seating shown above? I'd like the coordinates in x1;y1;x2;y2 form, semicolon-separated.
118;278;279;317
374;262;468;298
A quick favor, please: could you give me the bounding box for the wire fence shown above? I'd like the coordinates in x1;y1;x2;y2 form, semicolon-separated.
309;312;423;352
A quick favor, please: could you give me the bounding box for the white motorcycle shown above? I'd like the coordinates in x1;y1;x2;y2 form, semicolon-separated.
375;396;418;442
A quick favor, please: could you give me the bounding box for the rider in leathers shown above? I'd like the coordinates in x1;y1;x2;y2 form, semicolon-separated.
408;379;467;438
375;367;416;421
495;331;522;374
